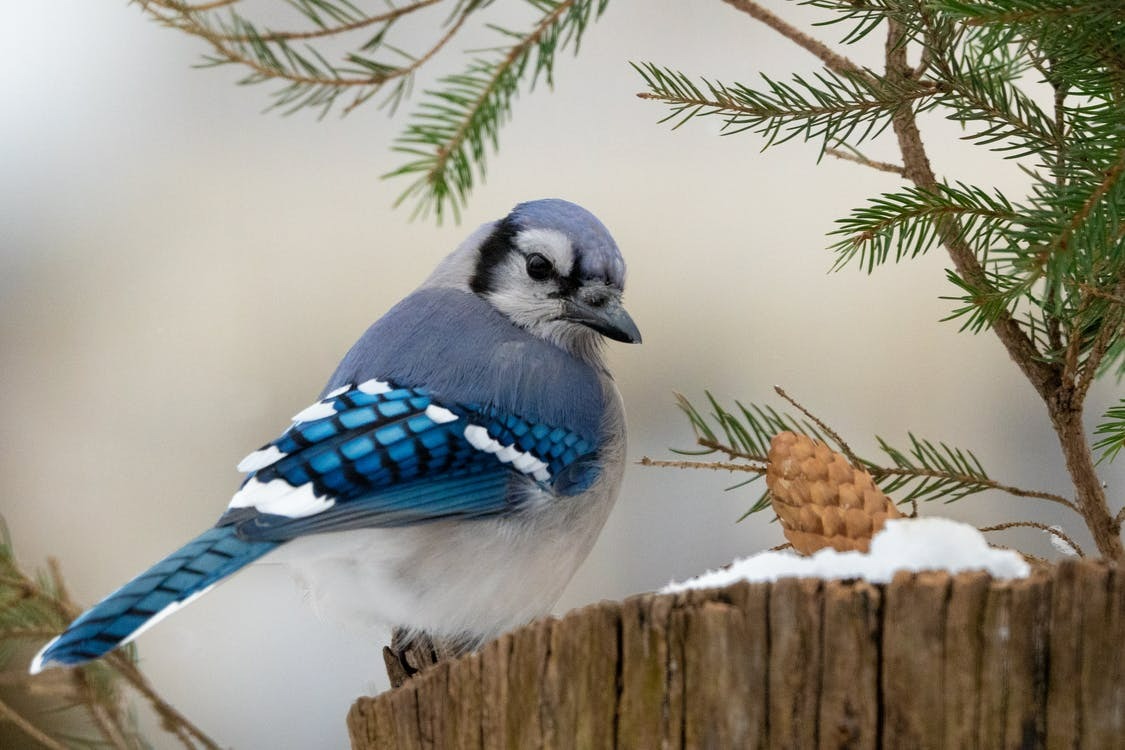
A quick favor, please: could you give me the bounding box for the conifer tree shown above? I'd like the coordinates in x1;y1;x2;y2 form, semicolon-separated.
131;0;1124;559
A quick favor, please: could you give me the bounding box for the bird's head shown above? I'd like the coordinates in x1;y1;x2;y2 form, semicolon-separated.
428;199;641;361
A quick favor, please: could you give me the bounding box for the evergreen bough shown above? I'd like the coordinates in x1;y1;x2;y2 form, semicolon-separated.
135;0;1125;558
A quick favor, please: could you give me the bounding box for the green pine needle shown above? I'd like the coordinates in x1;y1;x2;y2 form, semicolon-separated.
385;0;610;222
1094;399;1125;464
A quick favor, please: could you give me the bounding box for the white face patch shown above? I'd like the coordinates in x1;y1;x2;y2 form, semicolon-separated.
237;445;287;473
228;478;336;518
462;424;551;482
514;228;575;277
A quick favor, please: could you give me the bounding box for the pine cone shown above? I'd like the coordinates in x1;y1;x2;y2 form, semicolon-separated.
766;431;902;555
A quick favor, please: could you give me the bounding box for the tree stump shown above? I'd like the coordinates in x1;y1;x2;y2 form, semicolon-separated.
347;559;1123;749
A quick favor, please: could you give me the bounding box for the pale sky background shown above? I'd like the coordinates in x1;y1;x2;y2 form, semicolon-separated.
2;1;1122;748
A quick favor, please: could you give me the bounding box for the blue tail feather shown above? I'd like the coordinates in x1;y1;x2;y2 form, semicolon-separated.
31;527;276;672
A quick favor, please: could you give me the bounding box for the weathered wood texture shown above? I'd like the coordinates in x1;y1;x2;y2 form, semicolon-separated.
348;560;1123;749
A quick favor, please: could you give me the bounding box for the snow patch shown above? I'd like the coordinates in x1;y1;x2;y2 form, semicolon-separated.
1047;526;1079;557
663;518;1029;593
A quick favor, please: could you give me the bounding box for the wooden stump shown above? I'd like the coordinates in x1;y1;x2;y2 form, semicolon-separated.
348;560;1124;749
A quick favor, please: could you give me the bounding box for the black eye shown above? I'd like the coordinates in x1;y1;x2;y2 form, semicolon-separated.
525;252;553;281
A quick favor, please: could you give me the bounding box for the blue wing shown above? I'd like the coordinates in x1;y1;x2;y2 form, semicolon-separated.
219;378;599;541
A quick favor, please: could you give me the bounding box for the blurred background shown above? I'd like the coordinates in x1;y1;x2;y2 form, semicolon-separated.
2;0;1121;747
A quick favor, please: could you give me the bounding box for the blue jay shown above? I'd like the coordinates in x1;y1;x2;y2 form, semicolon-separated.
31;199;640;673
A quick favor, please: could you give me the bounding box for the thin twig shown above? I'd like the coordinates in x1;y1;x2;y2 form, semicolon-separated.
987;542;1049;567
31;558;221;750
0;695;68;750
825;147;907;176
186;0;444;44
979;521;1086;557
773;385;864;467
638;456;767;474
769;542;794;552
107;653;221;750
1078;282;1125;307
1074;274;1125;405
721;0;863;75
869;466;1079;512
143;1;466;90
81;695;133;750
697;437;767;464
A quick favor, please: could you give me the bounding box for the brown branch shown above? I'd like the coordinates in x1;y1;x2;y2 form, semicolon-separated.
31;559;220;750
1078;282;1125;307
987;542;1049;567
1074;275;1125;405
638;456;767;474
769;542;794;552
979;521;1086;557
773;385;864;467
80;691;133;750
721;0;862;75
882;19;1061;402
825;147;907;176
0;695;68;750
107;652;220;750
696;437;767;464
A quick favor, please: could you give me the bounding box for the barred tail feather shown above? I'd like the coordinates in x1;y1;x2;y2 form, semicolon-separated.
30;527;276;673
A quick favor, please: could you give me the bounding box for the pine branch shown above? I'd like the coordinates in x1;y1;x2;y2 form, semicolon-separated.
634;63;939;151
831;182;1020;272
654;391;1078;519
1093;399;1125;464
139;0;471;117
933;51;1062;158
0;694;69;750
193;0;444;44
979;520;1085;558
880;18;1063;400
2;535;220;750
385;0;609;221
637;456;765;474
720;0;862;75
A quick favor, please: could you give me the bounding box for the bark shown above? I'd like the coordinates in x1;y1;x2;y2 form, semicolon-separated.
349;560;1125;749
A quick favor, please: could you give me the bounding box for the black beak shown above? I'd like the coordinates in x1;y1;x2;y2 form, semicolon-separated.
563;296;642;344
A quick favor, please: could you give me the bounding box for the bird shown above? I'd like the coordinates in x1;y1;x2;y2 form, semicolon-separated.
30;198;640;673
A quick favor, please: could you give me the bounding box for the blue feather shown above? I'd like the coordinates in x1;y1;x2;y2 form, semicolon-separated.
225;382;596;535
32;527;275;671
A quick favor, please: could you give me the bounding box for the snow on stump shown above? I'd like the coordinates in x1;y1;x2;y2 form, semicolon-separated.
347;559;1124;749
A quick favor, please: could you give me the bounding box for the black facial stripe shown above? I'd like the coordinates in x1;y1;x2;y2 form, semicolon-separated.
469;218;519;295
560;256;584;296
